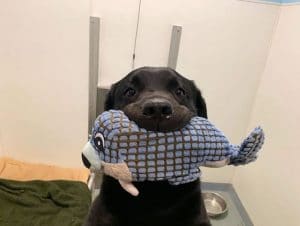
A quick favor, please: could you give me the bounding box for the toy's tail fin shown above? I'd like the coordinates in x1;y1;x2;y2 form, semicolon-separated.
230;127;265;166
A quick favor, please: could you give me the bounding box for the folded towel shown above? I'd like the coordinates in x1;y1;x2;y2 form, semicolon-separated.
0;157;89;182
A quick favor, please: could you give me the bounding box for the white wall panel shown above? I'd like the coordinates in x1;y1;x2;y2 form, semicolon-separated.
90;0;140;87
0;0;89;167
233;5;300;225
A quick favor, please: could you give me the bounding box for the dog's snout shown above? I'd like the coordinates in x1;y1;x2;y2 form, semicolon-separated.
142;98;173;118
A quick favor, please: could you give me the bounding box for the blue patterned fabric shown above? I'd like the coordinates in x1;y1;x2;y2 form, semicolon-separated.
89;110;264;185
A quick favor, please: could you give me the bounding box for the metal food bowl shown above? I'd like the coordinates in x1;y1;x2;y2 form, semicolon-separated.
203;192;228;217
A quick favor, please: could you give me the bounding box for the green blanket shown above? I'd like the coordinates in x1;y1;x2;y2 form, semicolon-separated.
0;179;91;226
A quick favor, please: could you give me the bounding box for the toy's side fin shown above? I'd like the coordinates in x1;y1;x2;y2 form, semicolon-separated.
204;158;230;168
119;180;139;196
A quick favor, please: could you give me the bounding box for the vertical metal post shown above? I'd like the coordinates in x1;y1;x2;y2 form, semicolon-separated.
167;25;182;69
89;17;100;135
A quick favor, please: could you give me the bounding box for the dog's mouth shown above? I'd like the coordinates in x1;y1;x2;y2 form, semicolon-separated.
133;117;186;132
154;116;186;132
123;105;194;132
148;117;172;132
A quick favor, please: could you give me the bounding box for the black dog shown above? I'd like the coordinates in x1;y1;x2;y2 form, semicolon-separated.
83;67;211;226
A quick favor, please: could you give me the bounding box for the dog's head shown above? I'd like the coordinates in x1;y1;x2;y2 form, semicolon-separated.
105;67;207;132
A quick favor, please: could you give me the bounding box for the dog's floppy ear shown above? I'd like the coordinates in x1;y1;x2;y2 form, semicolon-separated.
191;82;207;118
104;83;118;111
195;88;207;118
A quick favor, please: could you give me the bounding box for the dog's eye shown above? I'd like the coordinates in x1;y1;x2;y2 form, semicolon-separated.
124;87;136;97
175;88;186;97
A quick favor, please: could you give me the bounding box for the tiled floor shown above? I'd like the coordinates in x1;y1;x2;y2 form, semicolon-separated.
202;182;253;226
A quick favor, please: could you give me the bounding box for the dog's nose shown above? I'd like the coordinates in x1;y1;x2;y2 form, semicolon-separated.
142;99;173;118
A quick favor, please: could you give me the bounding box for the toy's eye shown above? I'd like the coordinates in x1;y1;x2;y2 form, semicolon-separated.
94;133;104;152
124;87;136;97
175;88;186;97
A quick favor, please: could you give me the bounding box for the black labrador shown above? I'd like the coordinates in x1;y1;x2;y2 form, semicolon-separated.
83;67;211;226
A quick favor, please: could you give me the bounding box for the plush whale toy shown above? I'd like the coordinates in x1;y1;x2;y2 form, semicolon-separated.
82;110;264;196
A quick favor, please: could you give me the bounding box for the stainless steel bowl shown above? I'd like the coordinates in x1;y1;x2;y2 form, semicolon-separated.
203;192;228;217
